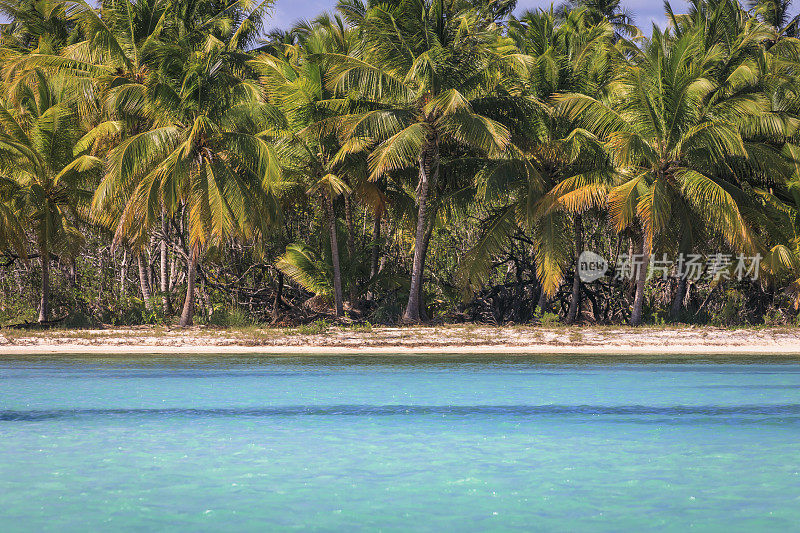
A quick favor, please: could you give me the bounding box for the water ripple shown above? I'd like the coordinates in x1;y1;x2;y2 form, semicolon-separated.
3;404;800;421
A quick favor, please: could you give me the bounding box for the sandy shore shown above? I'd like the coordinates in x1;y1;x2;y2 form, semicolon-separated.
2;325;800;356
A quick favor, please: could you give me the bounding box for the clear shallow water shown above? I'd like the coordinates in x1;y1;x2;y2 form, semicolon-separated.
1;355;799;532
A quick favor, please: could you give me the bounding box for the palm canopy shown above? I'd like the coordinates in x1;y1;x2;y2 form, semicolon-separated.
561;0;639;39
0;71;91;253
92;45;281;250
560;28;782;252
0;0;79;55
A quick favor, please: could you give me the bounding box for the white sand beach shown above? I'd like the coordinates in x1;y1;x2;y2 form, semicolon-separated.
2;326;800;356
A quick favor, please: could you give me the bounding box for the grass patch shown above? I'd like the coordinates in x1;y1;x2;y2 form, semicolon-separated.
569;331;584;343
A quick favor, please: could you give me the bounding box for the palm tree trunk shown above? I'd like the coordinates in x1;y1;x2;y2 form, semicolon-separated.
344;195;357;303
536;289;548;315
370;211;381;280
670;276;688;321
366;211;381;302
119;249;128;296
160;212;172;316
416;211;437;321
179;248;198;327
272;271;284;322
403;137;438;323
137;253;153;311
38;249;50;324
566;215;583;325
325;192;344;317
630;234;650;326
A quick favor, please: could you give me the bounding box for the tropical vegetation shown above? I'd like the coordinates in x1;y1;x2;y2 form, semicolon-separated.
2;0;800;329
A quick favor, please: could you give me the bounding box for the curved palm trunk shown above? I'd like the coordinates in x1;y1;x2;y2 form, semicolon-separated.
38;249;50;324
403;136;438;324
670;232;691;321
325;192;344;317
566;215;583;325
179;248;198;328
630;234;650;326
138;253;153;311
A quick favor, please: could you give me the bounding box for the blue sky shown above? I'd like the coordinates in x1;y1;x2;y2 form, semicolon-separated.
267;1;798;32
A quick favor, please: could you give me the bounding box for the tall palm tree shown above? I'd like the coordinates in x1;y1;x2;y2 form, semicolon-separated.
252;15;360;317
330;0;526;323
0;71;96;322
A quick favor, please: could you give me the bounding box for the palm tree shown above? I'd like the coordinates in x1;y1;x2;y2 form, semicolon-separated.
749;0;800;36
252;15;361;317
0;71;96;322
558;28;788;325
92;3;282;327
330;0;526;323
562;0;638;39
0;0;77;56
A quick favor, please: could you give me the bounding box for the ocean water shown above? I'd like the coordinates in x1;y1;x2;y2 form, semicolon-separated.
0;354;799;532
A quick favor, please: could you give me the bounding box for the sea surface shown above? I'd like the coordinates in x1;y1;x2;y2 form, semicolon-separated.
0;354;799;532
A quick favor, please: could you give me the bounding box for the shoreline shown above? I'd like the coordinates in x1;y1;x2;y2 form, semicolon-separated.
3;325;800;357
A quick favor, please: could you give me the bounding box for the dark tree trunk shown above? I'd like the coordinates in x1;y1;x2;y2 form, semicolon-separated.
325;192;344;317
68;259;77;288
536;289;548;315
566;215;583;324
367;211;381;302
179;248;198;327
403;135;438;324
160;212;172;315
670;276;688;321
630;234;650;326
272;271;284;322
38;250;50;324
137;253;153;311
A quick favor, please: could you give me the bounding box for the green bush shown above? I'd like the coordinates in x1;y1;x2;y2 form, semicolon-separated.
296;319;331;335
206;306;257;328
536;311;561;327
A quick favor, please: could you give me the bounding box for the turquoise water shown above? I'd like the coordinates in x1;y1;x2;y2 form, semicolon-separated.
1;355;799;532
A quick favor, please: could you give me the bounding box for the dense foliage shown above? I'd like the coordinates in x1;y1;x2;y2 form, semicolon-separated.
3;0;800;328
